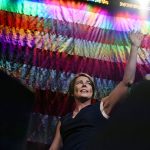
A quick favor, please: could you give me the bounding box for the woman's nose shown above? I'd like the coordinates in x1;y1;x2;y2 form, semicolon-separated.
82;82;87;87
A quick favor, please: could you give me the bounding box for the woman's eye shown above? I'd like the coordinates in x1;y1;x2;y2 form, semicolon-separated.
75;81;83;85
75;81;91;85
86;81;92;85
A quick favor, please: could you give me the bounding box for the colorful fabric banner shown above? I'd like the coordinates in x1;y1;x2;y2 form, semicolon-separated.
0;0;150;148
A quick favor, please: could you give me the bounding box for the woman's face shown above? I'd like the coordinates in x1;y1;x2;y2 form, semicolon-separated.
73;76;93;100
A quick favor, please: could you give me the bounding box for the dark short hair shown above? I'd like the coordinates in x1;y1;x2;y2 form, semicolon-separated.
68;73;95;98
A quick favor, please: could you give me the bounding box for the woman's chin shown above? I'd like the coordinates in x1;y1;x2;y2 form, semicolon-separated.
77;97;91;103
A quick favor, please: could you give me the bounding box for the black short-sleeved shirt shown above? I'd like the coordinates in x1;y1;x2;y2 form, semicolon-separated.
60;102;108;150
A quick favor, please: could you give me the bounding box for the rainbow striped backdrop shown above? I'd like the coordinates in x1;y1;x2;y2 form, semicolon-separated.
0;0;150;148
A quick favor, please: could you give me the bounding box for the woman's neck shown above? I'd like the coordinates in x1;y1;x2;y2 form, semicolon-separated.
72;100;91;118
74;99;91;112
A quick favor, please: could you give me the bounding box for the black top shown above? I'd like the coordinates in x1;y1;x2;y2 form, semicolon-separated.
60;102;108;150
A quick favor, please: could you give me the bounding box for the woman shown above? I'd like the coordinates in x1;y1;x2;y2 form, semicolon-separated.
49;31;144;150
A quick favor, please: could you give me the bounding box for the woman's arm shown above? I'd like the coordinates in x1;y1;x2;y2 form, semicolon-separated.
101;31;144;116
49;121;63;150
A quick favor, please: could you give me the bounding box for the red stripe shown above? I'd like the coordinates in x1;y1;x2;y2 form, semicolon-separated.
0;11;43;31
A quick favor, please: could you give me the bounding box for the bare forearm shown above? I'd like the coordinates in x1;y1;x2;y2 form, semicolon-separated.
49;140;62;150
49;121;62;150
123;45;138;85
123;31;144;85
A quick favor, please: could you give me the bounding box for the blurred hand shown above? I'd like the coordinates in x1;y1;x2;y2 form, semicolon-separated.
129;31;144;48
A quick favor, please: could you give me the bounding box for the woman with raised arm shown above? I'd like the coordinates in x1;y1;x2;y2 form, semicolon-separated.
49;31;144;150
